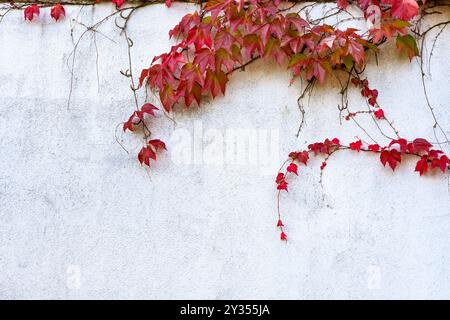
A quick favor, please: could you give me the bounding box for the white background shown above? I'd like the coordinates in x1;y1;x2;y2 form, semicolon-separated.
0;3;449;299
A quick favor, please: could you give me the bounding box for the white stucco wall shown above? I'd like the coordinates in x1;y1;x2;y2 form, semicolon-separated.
0;4;449;299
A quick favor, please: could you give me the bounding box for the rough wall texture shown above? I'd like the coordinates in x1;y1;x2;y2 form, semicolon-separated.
0;4;449;299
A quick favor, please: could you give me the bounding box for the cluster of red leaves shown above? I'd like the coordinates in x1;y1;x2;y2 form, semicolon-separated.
352;77;379;107
341;0;420;59
138;0;422;109
339;0;419;22
24;3;65;22
137;139;167;166
140;0;418;113
346;77;386;120
123;103;167;167
380;138;449;173
351;0;420;59
128;0;423;169
276;137;450;240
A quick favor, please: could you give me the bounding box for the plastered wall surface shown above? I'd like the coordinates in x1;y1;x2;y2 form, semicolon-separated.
0;4;449;299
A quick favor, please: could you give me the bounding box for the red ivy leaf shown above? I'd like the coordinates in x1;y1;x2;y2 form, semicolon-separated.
204;0;234;22
298;151;310;165
160;84;177;112
165;0;172;7
349;140;362;152
148;139;167;151
371;89;379;99
331;138;341;147
205;69;228;98
50;3;65;21
123;112;141;132
280;231;287;241
123;116;134;132
391;0;419;21
277;181;288;192
139;69;149;87
277;219;284;227
308;139;338;155
428;149;444;158
287;163;298;175
374;109;385;119
276;173;285;184
337;0;349;10
112;0;125;8
380;149;402;171
412;138;432;153
389;138;408;153
288;152;299;160
138;146;157;166
396;34;419;61
141;103;159;116
415;155;429;176
312;60;329;84
368;144;380;152
351;77;360;86
431;155;449;173
24;4;40;21
320;161;327;170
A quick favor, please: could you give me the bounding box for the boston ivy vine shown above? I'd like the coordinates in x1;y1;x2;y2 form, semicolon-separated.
5;0;449;241
127;0;450;240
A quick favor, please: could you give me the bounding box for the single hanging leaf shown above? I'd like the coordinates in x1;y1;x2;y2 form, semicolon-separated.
24;5;40;21
123;111;142;132
277;181;288;192
139;69;149;87
138;146;156;167
415;156;429;176
141;103;159;116
50;3;65;21
374;109;385;119
349;140;362;152
159;84;177;112
123;115;135;132
287;163;298;175
148;139;167;151
380;149;402;171
276;173;285;184
391;0;419;21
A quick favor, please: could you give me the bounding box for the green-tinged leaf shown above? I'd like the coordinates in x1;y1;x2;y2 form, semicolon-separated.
391;19;411;29
343;55;353;70
396;34;419;60
288;53;307;68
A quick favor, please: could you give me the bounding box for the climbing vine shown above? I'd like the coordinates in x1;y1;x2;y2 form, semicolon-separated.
3;0;449;241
